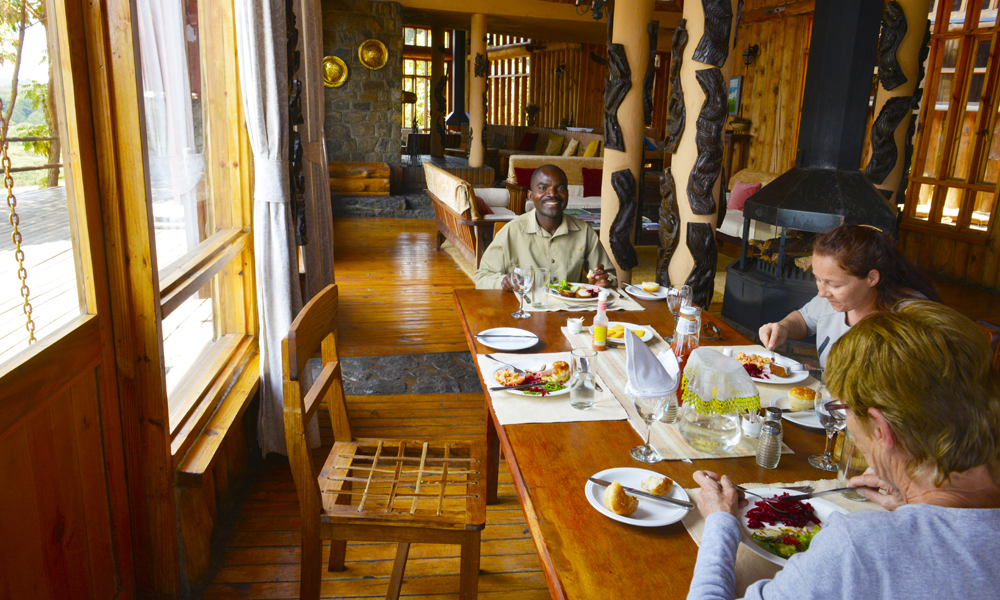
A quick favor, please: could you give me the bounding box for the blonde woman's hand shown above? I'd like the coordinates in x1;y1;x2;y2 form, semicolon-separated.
848;468;905;511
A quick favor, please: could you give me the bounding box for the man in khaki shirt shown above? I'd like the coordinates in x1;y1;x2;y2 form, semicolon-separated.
474;165;617;290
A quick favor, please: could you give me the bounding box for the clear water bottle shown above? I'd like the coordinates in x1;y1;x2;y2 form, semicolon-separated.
755;407;783;469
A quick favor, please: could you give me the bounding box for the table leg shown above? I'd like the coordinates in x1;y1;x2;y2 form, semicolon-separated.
485;410;500;505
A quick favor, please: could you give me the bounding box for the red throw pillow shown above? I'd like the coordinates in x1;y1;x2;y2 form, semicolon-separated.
514;167;534;189
474;195;493;217
581;167;603;198
517;132;539;151
727;181;762;211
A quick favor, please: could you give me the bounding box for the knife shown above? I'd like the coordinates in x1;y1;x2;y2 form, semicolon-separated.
476;334;539;339
778;487;855;502
489;382;559;392
588;477;695;509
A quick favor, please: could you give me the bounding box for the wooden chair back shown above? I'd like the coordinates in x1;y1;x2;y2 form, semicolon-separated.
282;285;353;512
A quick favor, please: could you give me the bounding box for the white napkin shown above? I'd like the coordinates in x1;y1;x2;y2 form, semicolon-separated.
624;327;680;398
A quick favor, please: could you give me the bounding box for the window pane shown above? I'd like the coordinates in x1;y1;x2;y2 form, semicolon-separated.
941;187;963;225
971;190;993;230
980;107;1000;183
137;0;234;275
405;28;415;45
0;19;85;365
914;183;935;221
415;29;426;47
163;286;216;402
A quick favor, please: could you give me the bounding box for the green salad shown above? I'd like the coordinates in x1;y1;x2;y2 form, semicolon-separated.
521;382;567;396
749;525;820;558
546;279;577;292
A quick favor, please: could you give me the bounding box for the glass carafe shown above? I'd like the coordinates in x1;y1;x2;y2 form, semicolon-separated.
677;348;760;453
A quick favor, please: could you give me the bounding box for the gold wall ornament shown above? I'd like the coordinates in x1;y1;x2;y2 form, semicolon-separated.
323;56;348;87
358;39;389;70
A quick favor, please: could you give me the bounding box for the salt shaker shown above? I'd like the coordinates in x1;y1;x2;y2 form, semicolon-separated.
755;407;783;469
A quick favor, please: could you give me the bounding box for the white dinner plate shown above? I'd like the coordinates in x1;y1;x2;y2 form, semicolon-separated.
738;487;849;566
475;327;539;352
741;352;809;384
625;284;669;301
489;357;570;397
585;467;691;527
770;395;823;430
548;283;608;303
589;321;654;344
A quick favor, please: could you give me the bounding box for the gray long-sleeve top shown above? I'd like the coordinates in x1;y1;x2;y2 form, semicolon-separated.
687;504;1000;600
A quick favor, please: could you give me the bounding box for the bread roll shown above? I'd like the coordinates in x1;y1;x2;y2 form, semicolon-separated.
788;386;817;412
603;481;639;516
640;475;674;496
641;281;660;292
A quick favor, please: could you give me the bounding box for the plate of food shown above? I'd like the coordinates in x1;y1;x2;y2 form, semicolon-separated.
738;488;849;566
475;327;539;351
625;282;669;300
547;280;613;304
584;467;690;527
770;388;823;429
490;358;571;397
735;351;809;384
590;322;654;344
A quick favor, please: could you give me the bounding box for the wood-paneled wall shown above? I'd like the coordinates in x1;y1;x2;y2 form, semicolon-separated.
731;0;814;173
531;44;607;129
488;35;531;126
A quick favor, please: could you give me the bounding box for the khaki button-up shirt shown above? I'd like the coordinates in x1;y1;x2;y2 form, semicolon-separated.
473;212;618;289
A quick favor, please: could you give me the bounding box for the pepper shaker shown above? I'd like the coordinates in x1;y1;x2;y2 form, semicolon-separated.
755;407;783;469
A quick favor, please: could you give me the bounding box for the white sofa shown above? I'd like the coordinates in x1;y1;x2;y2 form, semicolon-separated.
719;169;780;242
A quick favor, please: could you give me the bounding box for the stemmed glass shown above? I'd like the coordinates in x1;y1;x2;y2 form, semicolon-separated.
510;267;533;319
665;285;693;342
809;388;847;471
630;394;669;463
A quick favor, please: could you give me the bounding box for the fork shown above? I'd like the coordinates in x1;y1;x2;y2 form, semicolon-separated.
736;484;814;498
484;354;529;375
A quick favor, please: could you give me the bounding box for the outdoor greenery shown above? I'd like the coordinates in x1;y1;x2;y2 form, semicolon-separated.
1;0;58;190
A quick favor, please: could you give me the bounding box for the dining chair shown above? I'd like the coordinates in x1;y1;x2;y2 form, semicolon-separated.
282;284;486;600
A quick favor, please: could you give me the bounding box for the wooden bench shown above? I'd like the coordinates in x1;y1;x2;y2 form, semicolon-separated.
328;161;390;196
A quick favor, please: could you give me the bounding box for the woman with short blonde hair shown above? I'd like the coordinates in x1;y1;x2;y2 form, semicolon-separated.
687;301;1000;600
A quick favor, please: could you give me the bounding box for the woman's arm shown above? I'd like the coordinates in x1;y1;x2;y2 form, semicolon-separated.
759;311;808;350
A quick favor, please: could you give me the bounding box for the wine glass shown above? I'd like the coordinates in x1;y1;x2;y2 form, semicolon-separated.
665;285;692;342
630;394;669;463
809;388;847;471
511;267;533;319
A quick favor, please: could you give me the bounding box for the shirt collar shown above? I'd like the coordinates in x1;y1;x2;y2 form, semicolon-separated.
526;212;579;238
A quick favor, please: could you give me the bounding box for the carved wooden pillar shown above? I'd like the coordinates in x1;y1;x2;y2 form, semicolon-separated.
661;0;740;309
863;0;932;205
600;0;655;283
430;24;446;158
469;14;488;168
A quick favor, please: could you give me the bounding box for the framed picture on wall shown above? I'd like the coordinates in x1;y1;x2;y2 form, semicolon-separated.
728;75;743;116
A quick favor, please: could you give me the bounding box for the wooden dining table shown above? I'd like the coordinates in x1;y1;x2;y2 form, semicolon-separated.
454;288;833;599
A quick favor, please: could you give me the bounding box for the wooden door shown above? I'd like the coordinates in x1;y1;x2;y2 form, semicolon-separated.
0;0;135;597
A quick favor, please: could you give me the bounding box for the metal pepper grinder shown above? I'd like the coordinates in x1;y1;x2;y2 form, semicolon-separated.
755;407;783;469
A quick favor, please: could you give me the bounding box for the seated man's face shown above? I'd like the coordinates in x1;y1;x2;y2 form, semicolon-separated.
530;168;570;221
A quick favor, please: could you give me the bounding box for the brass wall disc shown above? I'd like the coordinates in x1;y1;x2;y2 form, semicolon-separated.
323;56;348;87
358;39;389;70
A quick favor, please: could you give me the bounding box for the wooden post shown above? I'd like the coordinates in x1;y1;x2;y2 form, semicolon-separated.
431;24;446;158
600;0;655;283
665;0;740;308
863;0;932;205
469;14;488;168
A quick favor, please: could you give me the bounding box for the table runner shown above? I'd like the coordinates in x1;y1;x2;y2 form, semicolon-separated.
476;352;628;425
561;329;795;461
682;478;886;596
526;287;645;312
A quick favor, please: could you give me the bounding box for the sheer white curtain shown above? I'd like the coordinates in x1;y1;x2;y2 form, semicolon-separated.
136;0;204;253
234;0;318;455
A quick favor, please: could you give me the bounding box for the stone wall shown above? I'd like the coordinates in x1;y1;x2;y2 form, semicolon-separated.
323;0;402;167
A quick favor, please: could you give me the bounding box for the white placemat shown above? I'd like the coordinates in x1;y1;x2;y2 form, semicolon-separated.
477;352;628;425
682;478;885;596
526;287;645;312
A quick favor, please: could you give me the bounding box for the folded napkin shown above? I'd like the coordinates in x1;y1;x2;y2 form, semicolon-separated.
624;327;679;398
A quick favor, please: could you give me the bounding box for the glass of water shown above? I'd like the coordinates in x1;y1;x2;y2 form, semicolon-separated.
809;387;847;472
532;267;550;309
665;285;692;341
569;348;598;410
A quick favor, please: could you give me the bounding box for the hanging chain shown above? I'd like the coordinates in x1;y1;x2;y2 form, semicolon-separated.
0;98;36;344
